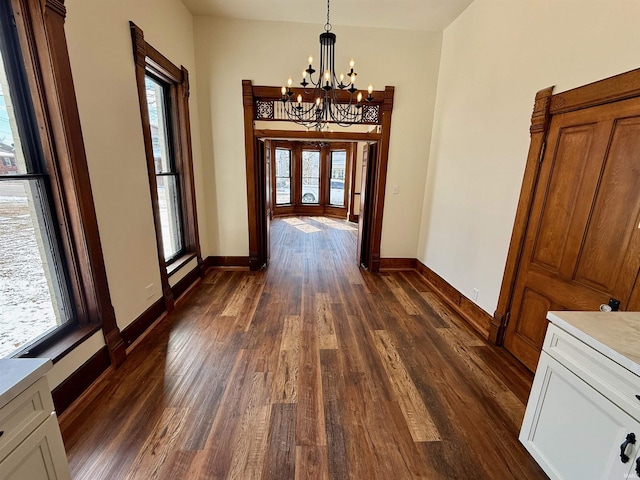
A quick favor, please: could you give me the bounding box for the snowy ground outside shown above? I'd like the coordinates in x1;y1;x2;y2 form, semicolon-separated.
0;181;57;358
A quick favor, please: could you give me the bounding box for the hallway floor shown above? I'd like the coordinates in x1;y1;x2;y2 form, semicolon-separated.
62;216;547;479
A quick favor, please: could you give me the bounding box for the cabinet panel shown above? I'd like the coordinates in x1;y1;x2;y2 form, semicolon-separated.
521;352;640;480
544;323;640;421
0;414;71;480
0;377;53;462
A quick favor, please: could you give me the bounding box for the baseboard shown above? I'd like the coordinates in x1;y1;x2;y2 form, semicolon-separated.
205;255;251;269
58;363;114;434
121;298;166;348
52;346;111;415
415;259;492;339
348;214;359;223
379;258;417;271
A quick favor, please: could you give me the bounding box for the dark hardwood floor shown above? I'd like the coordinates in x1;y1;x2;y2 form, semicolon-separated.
62;216;547;479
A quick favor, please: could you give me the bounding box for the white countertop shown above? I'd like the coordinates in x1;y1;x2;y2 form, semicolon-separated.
547;311;640;376
0;358;52;409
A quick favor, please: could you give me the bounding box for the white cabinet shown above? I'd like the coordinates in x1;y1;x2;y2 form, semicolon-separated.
0;359;70;480
521;315;640;480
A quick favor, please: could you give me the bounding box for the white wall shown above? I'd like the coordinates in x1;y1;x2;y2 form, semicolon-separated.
418;0;640;315
194;17;442;258
47;0;204;387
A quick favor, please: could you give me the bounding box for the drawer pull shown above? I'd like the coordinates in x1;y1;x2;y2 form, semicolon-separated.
620;433;636;463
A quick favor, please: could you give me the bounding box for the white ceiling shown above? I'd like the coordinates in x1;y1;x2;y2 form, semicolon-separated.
181;0;475;31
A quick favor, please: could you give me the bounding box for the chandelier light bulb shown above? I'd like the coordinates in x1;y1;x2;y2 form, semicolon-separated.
287;78;293;87
308;55;313;64
281;86;286;95
339;73;344;82
297;94;302;103
350;74;356;84
316;97;321;106
349;59;355;68
302;70;307;78
368;84;373;94
324;70;330;82
357;92;363;103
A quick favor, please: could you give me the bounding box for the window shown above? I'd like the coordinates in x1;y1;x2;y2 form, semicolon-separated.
144;75;184;262
0;0;123;362
301;149;320;204
274;148;291;205
130;22;202;309
329;150;346;206
0;23;72;357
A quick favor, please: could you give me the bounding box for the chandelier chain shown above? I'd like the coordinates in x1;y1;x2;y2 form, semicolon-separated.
324;0;331;32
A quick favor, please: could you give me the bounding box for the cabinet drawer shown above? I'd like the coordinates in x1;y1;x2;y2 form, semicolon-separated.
0;376;53;462
544;323;640;421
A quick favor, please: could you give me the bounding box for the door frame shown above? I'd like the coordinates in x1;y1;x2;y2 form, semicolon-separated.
491;67;640;345
242;80;395;271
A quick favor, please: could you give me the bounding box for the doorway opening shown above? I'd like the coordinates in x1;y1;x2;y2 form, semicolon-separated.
242;80;395;272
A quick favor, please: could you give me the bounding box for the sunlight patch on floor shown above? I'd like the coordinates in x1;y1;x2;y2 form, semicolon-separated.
310;217;357;231
295;223;321;233
283;218;306;226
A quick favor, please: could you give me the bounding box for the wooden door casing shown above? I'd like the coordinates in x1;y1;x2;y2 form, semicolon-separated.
495;69;640;371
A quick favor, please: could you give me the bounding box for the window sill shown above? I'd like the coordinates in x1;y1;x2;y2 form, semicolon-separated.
167;252;197;278
19;323;103;364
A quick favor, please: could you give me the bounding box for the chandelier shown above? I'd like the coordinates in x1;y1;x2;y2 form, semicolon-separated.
281;0;374;130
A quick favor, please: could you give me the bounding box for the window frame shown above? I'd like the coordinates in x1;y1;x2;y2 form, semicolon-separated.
130;22;202;311
300;146;321;205
273;145;292;206
270;140;354;218
0;0;125;363
328;148;348;207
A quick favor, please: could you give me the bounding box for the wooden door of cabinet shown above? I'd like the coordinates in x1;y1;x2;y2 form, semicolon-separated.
521;351;640;480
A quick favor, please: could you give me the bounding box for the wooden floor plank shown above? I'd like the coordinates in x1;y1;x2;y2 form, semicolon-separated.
371;329;441;442
62;216;547;480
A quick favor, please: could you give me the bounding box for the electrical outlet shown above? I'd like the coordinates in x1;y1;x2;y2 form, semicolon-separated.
145;283;155;299
472;288;479;302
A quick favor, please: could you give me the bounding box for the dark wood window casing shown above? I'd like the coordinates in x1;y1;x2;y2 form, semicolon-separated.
3;0;125;365
130;22;202;311
270;141;354;219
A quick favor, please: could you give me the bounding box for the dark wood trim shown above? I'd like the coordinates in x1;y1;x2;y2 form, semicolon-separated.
13;0;125;365
254;129;380;141
205;256;251;269
379;258;417;271
492;87;554;345
549;68;640;115
52;346;111;415
129;22;202;307
243;80;261;270
252;84;386;106
120;298;166;348
130;21;173;310
348;142;358;220
368;87;395;273
171;265;201;300
416;260;492;339
245;80;395;274
177;66;204;277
